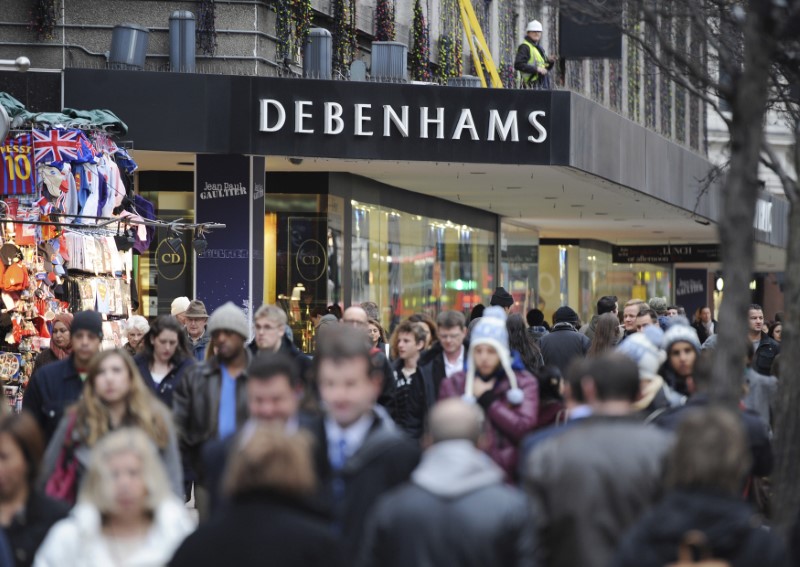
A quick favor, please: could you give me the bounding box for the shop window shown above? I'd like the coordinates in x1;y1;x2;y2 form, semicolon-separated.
351;201;495;332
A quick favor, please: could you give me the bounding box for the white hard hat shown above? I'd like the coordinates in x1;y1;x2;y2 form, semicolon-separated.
526;20;543;32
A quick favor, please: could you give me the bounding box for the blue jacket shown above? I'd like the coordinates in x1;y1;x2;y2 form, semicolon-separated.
0;528;14;567
22;355;84;443
134;354;195;408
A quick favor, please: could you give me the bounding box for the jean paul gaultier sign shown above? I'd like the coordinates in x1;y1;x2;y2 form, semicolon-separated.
252;80;569;165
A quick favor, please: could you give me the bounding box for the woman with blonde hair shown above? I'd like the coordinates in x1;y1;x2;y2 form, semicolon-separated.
40;350;183;503
170;425;339;567
34;428;194;567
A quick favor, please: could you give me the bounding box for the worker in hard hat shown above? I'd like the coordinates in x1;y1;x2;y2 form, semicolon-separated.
514;20;556;89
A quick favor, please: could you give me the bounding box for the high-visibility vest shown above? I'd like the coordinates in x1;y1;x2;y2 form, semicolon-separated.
520;39;547;84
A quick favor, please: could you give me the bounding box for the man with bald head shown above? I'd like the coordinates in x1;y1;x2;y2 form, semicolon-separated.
359;400;537;567
343;305;370;328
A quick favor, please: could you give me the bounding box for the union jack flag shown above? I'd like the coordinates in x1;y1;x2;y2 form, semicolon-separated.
32;129;80;165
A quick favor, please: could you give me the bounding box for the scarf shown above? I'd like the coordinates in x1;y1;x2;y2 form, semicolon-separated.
50;312;73;360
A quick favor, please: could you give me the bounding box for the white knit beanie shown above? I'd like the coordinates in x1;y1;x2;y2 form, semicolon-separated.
171;296;191;316
463;306;524;405
616;329;666;381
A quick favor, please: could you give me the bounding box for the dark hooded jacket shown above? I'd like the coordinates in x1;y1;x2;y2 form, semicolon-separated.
359;440;537;567
538;322;591;373
248;335;312;385
613;490;789;567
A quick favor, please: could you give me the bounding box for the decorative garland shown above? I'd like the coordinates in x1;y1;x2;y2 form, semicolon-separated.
497;0;516;88
294;0;313;52
197;0;218;56
659;13;673;137
591;59;605;102
470;0;490;77
625;1;641;122
688;20;702;150
674;18;687;143
435;0;462;84
276;0;312;62
332;0;357;76
644;16;657;129
609;59;622;111
30;0;58;41
375;0;396;42
410;0;431;81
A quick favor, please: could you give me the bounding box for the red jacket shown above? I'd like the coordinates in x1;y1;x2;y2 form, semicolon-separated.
439;369;540;481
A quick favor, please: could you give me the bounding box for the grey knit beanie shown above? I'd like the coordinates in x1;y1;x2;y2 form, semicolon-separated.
207;302;250;339
661;320;701;353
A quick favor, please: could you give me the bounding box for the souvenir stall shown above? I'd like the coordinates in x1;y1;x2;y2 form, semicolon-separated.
0;94;223;411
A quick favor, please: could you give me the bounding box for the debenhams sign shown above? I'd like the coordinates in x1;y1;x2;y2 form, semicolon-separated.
259;99;549;144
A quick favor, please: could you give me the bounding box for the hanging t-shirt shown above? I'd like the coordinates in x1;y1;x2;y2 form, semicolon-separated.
0;134;36;195
218;364;238;439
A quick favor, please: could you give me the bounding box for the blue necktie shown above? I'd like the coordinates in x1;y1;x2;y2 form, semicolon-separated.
332;438;348;471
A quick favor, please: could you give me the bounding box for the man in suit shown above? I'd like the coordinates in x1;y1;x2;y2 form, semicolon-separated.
420;311;468;398
314;326;421;565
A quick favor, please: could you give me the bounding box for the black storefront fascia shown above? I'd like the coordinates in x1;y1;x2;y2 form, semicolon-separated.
63;69;571;165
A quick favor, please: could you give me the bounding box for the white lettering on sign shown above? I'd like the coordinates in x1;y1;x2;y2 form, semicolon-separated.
199;182;248;200
676;279;704;296
354;104;373;136
420;106;445;139
260;99;286;132
452;109;480;141
258;100;549;143
754;199;773;233
383;105;409;137
324;102;344;135
488;110;519;142
295;101;314;134
527;111;548;143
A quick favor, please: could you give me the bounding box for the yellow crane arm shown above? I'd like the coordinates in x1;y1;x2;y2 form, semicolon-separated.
458;0;503;88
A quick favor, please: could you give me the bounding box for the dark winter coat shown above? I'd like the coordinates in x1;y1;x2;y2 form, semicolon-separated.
653;393;773;477
389;359;436;439
528;326;549;344
358;440;537;567
419;340;468;399
202;411;324;515
4;491;69;567
514;39;554;86
692;320;717;345
169;491;343;567
172;352;252;483
613;489;789;567
248;335;313;385
753;332;780;376
524;416;673;567
134;354;195;408
439;367;540;481
22;355;84;442
313;410;420;565
31;348;60;375
191;330;210;362
538;322;591;373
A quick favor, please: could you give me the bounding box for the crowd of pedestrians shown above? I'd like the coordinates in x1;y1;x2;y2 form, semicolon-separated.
0;289;794;566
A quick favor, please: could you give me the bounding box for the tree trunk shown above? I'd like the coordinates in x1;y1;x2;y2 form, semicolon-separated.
773;195;800;535
711;0;775;405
